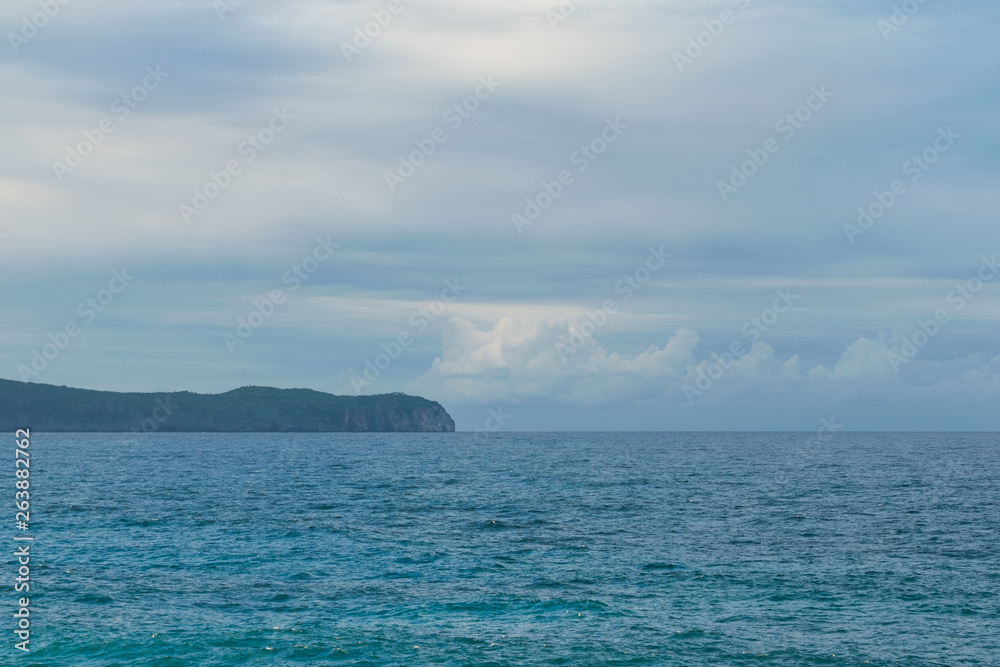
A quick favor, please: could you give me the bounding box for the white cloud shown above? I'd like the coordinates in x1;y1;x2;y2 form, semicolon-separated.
407;313;1000;409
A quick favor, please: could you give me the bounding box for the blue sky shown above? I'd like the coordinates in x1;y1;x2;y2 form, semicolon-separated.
2;0;999;430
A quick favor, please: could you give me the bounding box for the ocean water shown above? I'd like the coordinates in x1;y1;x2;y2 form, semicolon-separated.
20;432;1000;665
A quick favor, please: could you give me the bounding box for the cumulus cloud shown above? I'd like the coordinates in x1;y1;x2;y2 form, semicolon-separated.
408;314;1000;412
407;315;698;405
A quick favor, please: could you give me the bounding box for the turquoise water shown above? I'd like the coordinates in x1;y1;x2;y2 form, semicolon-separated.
19;433;1000;665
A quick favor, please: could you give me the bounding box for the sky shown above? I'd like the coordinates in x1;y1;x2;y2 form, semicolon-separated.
1;0;998;431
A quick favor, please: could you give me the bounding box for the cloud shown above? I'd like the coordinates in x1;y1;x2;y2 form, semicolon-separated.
407;315;698;405
408;313;1000;412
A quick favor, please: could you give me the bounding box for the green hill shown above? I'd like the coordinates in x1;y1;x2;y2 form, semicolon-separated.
0;379;455;432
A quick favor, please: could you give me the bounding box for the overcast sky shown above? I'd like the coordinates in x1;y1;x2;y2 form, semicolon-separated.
2;0;998;430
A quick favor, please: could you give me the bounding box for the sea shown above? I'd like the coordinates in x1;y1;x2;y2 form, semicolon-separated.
18;432;1000;665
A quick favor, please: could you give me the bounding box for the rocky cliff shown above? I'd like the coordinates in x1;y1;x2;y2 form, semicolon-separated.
0;380;455;432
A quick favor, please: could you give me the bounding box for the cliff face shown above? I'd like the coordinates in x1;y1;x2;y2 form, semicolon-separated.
0;380;455;433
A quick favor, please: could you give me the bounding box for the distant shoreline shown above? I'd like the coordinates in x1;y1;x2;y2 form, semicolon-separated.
0;380;455;433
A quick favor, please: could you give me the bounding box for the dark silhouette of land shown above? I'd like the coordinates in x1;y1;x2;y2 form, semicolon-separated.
0;379;455;432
